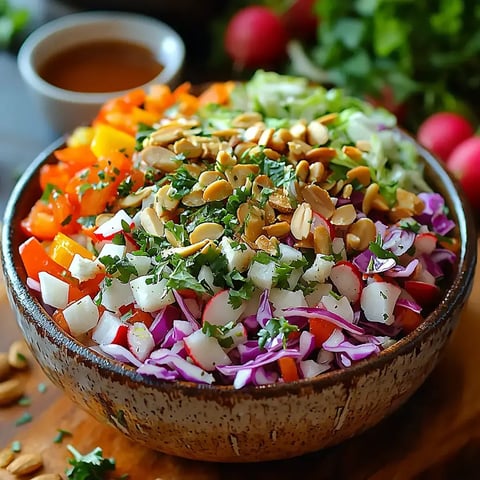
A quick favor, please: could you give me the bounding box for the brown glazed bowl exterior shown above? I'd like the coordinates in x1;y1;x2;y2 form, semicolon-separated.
1;134;477;463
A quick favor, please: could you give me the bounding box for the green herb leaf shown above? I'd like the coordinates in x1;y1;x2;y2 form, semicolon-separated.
54;429;72;444
11;441;21;453
15;412;32;426
66;445;116;480
258;317;299;349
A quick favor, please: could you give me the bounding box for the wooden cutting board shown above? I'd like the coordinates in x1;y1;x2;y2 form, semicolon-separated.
1;246;480;480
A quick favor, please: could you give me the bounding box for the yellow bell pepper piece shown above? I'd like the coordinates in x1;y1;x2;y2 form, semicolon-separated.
90;124;136;158
67;126;95;148
49;232;95;269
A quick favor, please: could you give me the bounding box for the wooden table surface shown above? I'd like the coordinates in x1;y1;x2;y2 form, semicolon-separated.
1;245;480;480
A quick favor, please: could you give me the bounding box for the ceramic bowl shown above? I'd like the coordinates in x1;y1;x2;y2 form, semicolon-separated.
17;11;185;134
1;136;476;462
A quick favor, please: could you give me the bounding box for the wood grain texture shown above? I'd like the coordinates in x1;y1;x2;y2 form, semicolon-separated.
1;245;480;479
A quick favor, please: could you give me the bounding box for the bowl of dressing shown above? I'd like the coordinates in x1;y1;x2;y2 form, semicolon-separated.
17;11;185;134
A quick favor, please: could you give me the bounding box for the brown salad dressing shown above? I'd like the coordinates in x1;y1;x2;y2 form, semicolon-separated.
38;39;164;93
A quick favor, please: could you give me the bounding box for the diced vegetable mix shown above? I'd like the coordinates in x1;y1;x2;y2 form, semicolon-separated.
19;71;458;388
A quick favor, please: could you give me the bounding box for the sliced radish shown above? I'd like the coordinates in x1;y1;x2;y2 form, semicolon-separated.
220;236;255;272
94;210;134;240
321;294;354;323
69;254;104;282
270;288;307;316
414;232;437;255
197;265;222;295
92;311;128;346
302;254;335;283
332;237;347;260
219;323;248;352
184;329;232;371
248;260;276;290
404;280;441;308
311;212;335;238
130;275;175;312
125;252;151;276
305;282;332;307
63;295;99;337
127;322;155;362
300;359;330;378
360;281;401;325
329;261;363;303
202;289;246;326
278;243;303;264
97;243;126;260
100;278;135;313
38;271;69;309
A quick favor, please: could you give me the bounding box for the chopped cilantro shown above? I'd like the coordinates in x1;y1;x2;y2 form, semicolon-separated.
117;177;134;197
11;441;21;453
66;445;116;480
41;183;62;203
15;412;32;426
166;166;197;199
166;261;207;294
369;234;399;262
202;321;235;348
38;382;47;393
258;317;299;349
99;255;137;283
17;395;31;406
61;215;73;226
54;429;72;444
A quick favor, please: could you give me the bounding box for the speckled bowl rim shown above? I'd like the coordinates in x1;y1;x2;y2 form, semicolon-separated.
1;133;477;399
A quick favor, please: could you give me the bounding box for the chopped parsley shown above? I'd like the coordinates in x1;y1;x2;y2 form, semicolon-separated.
15;412;32;426
54;429;72;444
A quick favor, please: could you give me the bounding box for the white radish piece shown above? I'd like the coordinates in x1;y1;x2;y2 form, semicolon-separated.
197;265;222;294
38;271;69;309
360;281;401;325
202;289;246;326
92;311;128;346
127;322;155;362
63;295;99;336
270;288;307;316
100;278;135;313
278;243;303;264
94;210;134;240
414;232;437;255
302;254;335;283
220;236;255;272
321;294;354;323
329;261;363;303
130;275;175;312
184;329;232;371
97;243;126;260
248;261;276;290
69;254;103;282
126;252;151;276
305;283;332;307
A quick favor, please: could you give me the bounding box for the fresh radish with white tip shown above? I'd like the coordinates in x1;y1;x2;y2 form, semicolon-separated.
202;289;246;326
130;275;175;312
311;212;335;239
302;254;335;283
360;281;401;325
93;209;134;240
92;311;128;346
329;261;363;303
127;322;155;362
38;271;69;309
63;295;99;337
184;329;232;371
414;232;437;255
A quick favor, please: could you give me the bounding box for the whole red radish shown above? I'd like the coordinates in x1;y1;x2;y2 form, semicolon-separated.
283;0;318;40
225;6;288;69
417;112;474;161
446;136;480;210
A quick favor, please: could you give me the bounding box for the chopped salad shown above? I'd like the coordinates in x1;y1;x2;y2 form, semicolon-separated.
19;71;458;388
